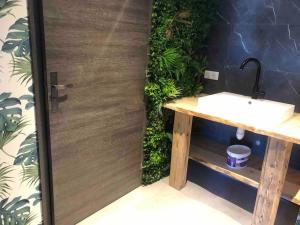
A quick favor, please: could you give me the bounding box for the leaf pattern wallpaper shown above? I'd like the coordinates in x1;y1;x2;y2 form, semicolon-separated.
0;0;42;224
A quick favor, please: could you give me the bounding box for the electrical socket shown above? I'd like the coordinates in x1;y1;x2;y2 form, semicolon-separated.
204;70;219;80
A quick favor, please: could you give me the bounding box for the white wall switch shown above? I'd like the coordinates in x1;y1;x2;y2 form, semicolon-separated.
204;70;219;80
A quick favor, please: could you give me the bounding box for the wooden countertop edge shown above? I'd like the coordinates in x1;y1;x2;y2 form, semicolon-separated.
163;96;300;145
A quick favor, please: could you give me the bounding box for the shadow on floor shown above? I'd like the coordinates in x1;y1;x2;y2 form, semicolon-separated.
187;160;299;225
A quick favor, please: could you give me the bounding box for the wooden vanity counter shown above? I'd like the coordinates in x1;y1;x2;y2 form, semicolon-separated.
164;96;300;145
164;95;300;225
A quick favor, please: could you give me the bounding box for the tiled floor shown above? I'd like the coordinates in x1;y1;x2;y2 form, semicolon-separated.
78;178;252;225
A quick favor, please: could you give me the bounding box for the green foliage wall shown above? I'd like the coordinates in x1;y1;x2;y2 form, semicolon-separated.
142;0;218;184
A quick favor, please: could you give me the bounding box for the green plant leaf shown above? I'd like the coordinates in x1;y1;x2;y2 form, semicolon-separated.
0;92;22;131
0;119;27;157
0;92;11;101
0;98;20;108
158;48;181;71
28;184;41;206
0;197;31;225
0;93;25;154
11;57;32;85
0;0;19;19
142;0;218;184
19;85;35;110
0;163;13;199
14;132;38;166
2;17;30;57
21;164;39;187
0;93;26;155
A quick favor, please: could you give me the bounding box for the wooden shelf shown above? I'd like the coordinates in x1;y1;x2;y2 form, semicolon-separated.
189;138;300;205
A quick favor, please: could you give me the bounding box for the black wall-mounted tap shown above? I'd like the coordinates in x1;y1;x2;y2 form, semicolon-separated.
240;58;265;99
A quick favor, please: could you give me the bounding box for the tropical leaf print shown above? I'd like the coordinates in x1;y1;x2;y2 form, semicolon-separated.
0;92;21;131
0;0;19;19
11;56;32;85
14;132;37;166
23;213;37;225
2;17;30;57
20;85;34;110
28;185;41;206
0;118;26;157
0;197;33;225
1;0;42;224
21;163;39;187
0;163;13;198
0;92;27;157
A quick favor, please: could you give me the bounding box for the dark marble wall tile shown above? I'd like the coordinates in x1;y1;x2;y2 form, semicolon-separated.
207;24;232;66
263;70;300;111
231;0;277;25
225;24;300;73
217;0;300;26
277;0;300;25
226;24;271;66
202;72;226;94
216;0;278;25
223;65;257;95
263;25;300;73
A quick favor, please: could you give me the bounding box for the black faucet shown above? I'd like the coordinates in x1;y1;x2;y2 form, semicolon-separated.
240;58;265;99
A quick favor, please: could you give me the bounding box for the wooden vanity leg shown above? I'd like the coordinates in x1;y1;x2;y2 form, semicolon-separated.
251;137;293;225
169;112;193;190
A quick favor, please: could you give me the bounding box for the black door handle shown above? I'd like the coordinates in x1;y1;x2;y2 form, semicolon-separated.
50;72;73;112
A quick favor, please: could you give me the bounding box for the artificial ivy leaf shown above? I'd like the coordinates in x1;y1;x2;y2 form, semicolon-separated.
178;10;191;19
142;0;218;184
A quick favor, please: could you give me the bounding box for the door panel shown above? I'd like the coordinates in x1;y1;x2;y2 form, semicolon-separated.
42;0;152;224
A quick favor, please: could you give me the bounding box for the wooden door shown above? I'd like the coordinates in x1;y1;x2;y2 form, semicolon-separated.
41;0;152;224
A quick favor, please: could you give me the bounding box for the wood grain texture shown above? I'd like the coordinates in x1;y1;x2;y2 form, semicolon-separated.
164;96;300;145
42;0;152;224
252;138;293;225
189;138;300;205
169;112;193;190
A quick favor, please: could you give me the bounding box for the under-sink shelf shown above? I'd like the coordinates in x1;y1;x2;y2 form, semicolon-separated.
189;137;300;205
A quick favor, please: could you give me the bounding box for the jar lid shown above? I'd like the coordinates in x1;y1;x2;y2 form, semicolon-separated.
227;145;251;159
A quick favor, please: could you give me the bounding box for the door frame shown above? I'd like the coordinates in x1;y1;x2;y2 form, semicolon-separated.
27;0;53;224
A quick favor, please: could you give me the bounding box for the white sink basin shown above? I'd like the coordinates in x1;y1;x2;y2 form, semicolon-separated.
197;92;295;127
